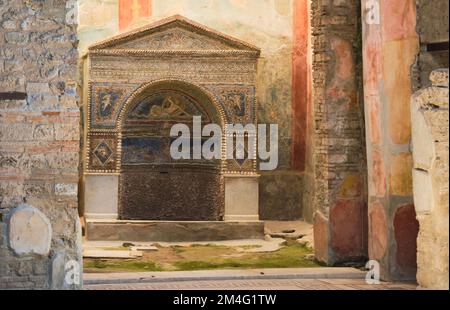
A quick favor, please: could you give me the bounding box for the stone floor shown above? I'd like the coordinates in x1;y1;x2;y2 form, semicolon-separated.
265;221;313;236
265;220;314;247
85;278;416;290
83;238;287;257
82;220;417;290
83;267;417;290
82;220;314;258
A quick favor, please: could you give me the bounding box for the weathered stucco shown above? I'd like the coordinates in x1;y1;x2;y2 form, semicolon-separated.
411;69;449;290
361;0;420;281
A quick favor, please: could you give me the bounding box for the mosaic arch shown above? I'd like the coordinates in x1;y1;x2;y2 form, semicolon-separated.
118;81;226;220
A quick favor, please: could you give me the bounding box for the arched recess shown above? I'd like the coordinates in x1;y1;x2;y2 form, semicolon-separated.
117;80;226;221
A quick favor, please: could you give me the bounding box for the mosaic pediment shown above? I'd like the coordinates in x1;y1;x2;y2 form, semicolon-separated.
111;27;234;51
86;16;260;174
88;15;260;54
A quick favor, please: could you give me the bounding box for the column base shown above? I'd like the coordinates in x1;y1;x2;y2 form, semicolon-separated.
84;174;119;220
224;174;260;222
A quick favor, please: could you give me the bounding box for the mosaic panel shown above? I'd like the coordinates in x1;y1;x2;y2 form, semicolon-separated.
125;89;211;123
90;83;140;129
205;84;256;124
88;132;118;171
122;136;219;166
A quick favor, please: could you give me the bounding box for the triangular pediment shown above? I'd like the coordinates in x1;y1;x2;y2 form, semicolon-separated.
88;15;260;53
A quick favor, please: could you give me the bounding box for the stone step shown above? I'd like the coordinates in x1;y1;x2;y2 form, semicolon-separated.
83;249;143;259
86;220;265;242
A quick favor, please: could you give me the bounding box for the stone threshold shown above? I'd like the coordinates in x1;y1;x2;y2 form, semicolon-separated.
86;219;265;242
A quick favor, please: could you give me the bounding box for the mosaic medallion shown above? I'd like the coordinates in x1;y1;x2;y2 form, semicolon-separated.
88;134;118;171
93;141;113;165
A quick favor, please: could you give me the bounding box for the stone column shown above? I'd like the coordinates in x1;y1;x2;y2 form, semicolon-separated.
361;0;419;281
311;0;367;265
411;69;449;289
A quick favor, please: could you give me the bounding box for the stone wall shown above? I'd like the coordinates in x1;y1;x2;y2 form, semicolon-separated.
0;0;82;289
414;0;449;90
411;69;449;290
310;0;368;264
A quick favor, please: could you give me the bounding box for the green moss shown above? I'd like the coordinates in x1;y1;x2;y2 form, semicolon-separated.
84;241;322;273
173;261;221;270
190;243;228;248
84;260;163;272
173;242;319;271
171;245;186;253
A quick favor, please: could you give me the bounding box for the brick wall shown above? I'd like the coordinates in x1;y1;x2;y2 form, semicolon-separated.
310;0;368;264
0;0;82;289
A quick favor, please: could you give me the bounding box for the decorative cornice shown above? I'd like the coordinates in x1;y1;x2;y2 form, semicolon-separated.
89;49;260;58
87;15;260;55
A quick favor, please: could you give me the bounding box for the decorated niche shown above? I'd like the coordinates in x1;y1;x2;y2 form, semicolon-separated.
84;15;260;221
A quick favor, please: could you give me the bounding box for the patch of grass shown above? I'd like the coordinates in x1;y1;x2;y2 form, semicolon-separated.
190;243;228;248
171;245;186;253
84;240;322;273
173;261;221;270
84;259;163;272
173;241;319;271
